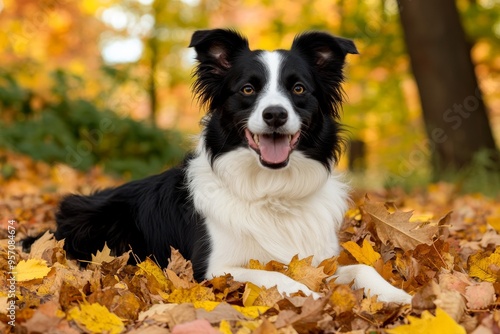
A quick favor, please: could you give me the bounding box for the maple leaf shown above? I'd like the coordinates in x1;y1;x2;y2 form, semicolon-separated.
387;308;465;334
468;247;500;282
15;259;52;282
91;243;115;265
364;201;438;251
342;238;381;266
284;255;329;292
329;284;358;314
67;302;124;334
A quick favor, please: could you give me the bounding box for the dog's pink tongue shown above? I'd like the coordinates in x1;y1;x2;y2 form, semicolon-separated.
259;134;290;164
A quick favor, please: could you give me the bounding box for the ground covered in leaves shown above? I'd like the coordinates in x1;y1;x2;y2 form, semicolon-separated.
1;150;500;333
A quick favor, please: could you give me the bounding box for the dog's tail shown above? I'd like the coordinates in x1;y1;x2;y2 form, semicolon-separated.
54;190;147;263
22;231;52;252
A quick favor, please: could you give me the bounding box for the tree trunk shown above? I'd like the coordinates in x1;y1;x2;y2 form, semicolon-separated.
397;0;498;180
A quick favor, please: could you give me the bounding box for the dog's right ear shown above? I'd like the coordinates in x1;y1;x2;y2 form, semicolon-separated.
189;29;249;75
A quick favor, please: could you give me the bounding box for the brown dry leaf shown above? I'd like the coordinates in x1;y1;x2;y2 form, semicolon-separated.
139;303;197;327
438;272;470;295
364;201;438;251
433;290;466;322
91;243;115;265
284;255;328;291
166;247;195;283
22;300;68;334
172;319;219;334
196;302;249;323
464;282;495;310
274;295;328;330
254;285;283;307
165;268;196;289
28;231;64;263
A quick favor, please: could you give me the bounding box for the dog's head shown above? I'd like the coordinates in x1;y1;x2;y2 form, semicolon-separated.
190;29;358;170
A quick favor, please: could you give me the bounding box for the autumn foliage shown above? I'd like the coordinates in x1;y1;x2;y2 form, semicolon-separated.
0;150;499;333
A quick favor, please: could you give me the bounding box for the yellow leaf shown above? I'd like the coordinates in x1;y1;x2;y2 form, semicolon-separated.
232;305;270;319
67;302;124;334
342;238;381;266
386;308;465;334
468;247;500;282
136;258;170;289
168;285;215;304
487;215;500;232
329;285;357;314
285;255;328;291
242;282;262;307
247;259;266;270
192;300;220;312
91;243;115;265
15;259;51;282
219;319;232;334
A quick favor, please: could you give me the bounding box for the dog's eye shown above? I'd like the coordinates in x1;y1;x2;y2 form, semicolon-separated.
293;84;305;95
241;84;255;95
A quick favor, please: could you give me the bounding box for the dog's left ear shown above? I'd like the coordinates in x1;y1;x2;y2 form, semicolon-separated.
291;32;358;68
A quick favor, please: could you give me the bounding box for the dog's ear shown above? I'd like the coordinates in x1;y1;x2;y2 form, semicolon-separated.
189;29;249;74
291;32;358;68
291;32;358;119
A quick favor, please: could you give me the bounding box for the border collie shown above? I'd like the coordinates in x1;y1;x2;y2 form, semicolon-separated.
28;29;411;303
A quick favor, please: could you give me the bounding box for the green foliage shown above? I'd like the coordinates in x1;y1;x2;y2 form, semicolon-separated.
0;70;185;179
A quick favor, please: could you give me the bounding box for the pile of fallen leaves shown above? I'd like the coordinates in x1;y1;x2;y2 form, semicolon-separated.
1;150;500;333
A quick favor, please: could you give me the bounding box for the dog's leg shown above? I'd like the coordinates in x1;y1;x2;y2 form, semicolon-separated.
333;264;412;304
214;267;320;299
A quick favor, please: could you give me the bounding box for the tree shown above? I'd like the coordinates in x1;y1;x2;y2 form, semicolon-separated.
398;0;499;180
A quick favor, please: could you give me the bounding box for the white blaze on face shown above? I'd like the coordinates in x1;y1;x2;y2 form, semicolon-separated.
247;51;301;135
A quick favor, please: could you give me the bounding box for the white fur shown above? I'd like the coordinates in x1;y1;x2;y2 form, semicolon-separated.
247;51;301;134
187;138;412;304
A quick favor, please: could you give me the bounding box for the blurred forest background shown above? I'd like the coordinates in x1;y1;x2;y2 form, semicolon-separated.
0;0;499;194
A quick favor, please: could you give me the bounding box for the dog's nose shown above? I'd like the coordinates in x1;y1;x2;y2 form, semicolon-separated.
262;106;288;128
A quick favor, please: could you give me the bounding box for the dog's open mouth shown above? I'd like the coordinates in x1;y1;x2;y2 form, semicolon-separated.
245;129;301;169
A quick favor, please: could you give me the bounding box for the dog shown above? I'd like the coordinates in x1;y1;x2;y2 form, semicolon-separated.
26;29;411;304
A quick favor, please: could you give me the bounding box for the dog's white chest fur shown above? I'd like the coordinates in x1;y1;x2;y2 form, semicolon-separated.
187;145;349;275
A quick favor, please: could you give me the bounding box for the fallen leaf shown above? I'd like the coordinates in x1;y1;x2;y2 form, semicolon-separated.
468;247;500;282
386;308;466;334
67;302;124;334
364;201;438;251
171;319;219;334
329;284;358;314
342;238;381;266
285;255;328;291
243;282;262;307
91;243;115;265
15;259;52;282
464;282;495;309
166;247;195;283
